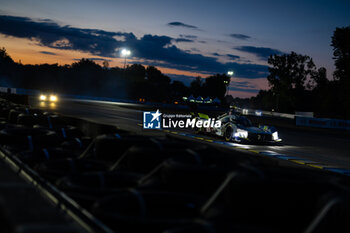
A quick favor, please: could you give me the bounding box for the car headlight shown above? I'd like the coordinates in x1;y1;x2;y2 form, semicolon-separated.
49;95;57;102
272;131;279;140
234;129;248;138
40;95;47;101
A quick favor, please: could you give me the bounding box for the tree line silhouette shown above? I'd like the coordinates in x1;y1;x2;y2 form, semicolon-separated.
0;50;230;103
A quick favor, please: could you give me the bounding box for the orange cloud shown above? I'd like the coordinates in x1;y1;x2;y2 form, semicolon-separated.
1;35;265;98
2;35;208;77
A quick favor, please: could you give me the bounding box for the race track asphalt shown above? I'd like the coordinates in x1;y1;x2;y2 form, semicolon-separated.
29;97;350;172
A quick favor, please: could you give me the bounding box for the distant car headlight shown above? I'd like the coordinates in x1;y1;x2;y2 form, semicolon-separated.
255;110;262;116
49;95;57;102
234;129;248;138
40;95;47;101
272;131;279;140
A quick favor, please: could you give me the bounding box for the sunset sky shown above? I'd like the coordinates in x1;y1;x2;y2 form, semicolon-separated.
0;0;349;97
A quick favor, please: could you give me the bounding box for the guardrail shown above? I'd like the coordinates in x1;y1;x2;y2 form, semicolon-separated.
0;87;17;94
240;107;350;131
238;107;313;119
240;108;296;119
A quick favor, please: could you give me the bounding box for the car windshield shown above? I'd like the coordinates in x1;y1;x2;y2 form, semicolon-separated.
237;116;252;127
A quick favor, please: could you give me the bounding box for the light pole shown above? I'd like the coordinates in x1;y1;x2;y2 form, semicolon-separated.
226;70;234;96
121;49;131;69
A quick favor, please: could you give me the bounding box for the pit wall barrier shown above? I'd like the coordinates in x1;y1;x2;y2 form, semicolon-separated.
242;107;350;130
240;108;296;119
296;116;350;130
0;87;17;94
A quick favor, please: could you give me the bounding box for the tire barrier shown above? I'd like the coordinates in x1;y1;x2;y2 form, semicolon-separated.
0;127;59;152
56;171;154;208
15;147;82;166
17;113;37;127
212;181;342;232
81;134;154;162
8;109;22;124
0;97;350;233
92;189;205;233
35;159;110;182
162;220;215;233
111;145;194;174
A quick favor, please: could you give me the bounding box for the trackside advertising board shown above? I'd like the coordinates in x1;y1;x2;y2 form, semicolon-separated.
296;116;350;130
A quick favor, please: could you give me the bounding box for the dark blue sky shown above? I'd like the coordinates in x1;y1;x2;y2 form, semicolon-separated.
0;0;349;97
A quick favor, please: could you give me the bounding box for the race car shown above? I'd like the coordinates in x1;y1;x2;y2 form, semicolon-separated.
195;112;282;143
39;93;58;102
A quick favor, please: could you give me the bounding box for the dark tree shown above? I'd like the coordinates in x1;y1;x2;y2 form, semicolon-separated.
267;52;317;112
307;67;334;117
102;60;109;69
170;81;189;101
331;26;350;118
202;74;230;100
0;47;20;87
146;66;170;84
252;90;275;111
331;27;350;83
0;47;14;64
70;59;104;95
127;64;148;99
144;66;171;102
189;77;203;97
311;67;328;89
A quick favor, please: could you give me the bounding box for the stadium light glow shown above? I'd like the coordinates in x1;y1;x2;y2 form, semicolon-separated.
121;49;131;69
121;49;131;57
